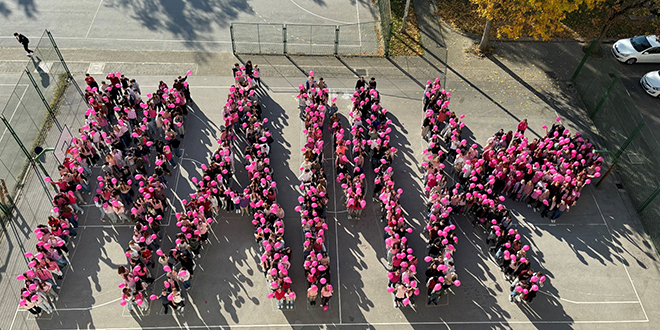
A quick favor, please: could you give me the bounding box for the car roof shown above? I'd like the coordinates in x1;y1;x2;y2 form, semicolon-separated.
646;35;660;47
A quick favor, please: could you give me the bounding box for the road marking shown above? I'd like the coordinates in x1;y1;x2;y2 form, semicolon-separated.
9;306;19;330
24;319;650;329
355;0;362;46
592;193;650;321
0;36;232;44
288;0;353;24
0;84;29;143
85;0;104;39
538;290;640;304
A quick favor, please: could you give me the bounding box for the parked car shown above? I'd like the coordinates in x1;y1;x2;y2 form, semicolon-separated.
612;35;660;64
640;71;660;97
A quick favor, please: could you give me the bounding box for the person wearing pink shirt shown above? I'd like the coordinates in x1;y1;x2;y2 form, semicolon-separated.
320;283;333;311
517;119;528;135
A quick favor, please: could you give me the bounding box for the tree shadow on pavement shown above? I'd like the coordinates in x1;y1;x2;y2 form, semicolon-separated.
487;55;592;137
106;0;254;59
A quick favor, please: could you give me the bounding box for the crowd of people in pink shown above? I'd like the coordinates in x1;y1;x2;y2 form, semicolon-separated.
15;60;604;316
297;72;334;311
334;77;421;307
421;77;599;304
17;70;192;315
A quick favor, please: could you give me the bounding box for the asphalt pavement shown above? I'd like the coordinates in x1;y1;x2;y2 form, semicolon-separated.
0;1;659;329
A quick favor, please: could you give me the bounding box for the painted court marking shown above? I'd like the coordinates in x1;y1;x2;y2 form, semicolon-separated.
85;0;105;38
592;193;649;321
288;0;353;24
24;319;651;330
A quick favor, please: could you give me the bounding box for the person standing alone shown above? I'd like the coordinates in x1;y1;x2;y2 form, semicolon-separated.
14;33;34;56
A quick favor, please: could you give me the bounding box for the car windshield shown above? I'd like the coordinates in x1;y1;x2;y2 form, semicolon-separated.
630;36;652;52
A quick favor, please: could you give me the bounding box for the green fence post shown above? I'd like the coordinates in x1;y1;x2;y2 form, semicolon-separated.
46;30;72;78
25;68;63;132
590;77;617;119
637;185;660;213
615;121;644;159
0;116;33;163
571;39;598;83
230;24;236;54
0;116;53;191
594;150;616;188
596;122;644;187
283;25;288;55
335;26;340;56
47;30;84;99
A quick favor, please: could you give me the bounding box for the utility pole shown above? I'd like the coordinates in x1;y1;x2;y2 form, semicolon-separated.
400;0;412;33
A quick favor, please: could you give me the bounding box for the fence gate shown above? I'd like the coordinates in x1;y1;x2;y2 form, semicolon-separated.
230;22;382;56
231;23;285;55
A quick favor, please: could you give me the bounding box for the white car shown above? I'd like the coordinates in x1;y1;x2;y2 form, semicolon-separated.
640;71;660;97
612;35;660;64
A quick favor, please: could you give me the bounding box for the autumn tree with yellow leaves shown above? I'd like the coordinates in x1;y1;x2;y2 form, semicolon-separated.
591;0;660;49
470;0;602;52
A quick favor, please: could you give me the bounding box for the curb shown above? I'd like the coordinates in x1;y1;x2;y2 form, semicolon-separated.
437;20;618;45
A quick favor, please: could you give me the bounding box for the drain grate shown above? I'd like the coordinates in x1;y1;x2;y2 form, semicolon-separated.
355;69;367;77
627;152;644;165
545;71;557;79
615;183;624;190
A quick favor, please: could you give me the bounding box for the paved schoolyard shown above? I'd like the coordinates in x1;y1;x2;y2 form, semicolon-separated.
1;16;660;330
0;0;376;52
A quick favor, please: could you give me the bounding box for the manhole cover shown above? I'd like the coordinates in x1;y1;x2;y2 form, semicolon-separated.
88;62;105;74
627;153;644;165
615;183;624;190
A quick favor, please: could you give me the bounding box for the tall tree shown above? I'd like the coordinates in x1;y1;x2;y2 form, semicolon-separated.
593;0;659;49
471;0;602;52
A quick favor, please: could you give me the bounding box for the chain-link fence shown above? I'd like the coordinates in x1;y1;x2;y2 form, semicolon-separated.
377;0;392;56
573;45;660;251
231;21;381;56
0;30;86;229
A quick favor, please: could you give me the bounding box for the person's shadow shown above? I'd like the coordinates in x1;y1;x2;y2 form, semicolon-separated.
30;55;50;88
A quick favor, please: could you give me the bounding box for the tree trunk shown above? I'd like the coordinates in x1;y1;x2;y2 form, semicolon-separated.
400;0;412;33
595;20;614;48
478;19;492;52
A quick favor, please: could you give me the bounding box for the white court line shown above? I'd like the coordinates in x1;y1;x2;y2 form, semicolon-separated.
355;0;362;46
189;111;219;137
332;128;343;323
538;291;639;304
288;0;353;24
0;36;232;44
592;193;650;321
9;306;19;330
51;297;122;312
172;148;185;214
58;227;85;288
181;157;204;165
85;0;104;39
455;214;643;306
0;84;29;143
30;319;651;329
531;223;606;226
